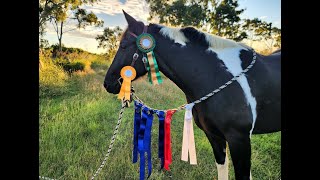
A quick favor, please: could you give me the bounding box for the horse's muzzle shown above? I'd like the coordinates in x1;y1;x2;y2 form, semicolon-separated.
104;81;121;94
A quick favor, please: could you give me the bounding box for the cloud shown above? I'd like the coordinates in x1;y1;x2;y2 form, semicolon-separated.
81;0;150;23
259;16;268;19
44;0;151;53
95;13;127;29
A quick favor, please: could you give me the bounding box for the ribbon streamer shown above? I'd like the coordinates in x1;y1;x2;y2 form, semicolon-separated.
142;107;154;179
136;33;162;85
118;66;136;101
146;51;162;85
181;103;197;165
133;101;142;163
132;101;154;180
156;110;165;169
164;109;177;170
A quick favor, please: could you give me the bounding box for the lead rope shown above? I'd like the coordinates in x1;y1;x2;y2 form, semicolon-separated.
39;176;56;180
191;50;257;105
40;50;257;180
90;100;128;180
132;50;257;109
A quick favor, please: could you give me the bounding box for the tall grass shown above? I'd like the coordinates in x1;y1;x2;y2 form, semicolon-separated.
39;57;280;179
39;49;109;97
39;56;69;97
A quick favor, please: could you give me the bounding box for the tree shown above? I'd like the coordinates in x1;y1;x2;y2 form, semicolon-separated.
40;38;50;49
242;18;281;49
39;0;99;34
209;0;246;41
146;0;247;41
95;26;123;61
39;0;103;54
272;27;281;48
242;18;263;45
147;0;207;28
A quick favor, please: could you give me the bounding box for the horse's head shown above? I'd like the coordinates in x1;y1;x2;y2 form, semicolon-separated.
104;11;149;94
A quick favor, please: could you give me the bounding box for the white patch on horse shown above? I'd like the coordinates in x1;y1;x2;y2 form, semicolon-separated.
216;148;229;180
159;27;189;46
207;47;257;136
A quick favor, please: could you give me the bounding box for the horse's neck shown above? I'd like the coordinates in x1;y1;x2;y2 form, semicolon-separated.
154;43;228;101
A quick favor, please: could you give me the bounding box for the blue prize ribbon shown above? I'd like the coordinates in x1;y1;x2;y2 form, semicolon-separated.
138;107;147;180
133;105;154;180
133;101;142;163
133;101;162;179
142;107;154;178
156;110;165;169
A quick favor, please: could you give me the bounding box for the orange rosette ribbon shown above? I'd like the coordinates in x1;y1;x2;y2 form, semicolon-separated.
118;66;136;101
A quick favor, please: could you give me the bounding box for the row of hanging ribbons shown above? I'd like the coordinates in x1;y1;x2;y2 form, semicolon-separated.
118;31;197;179
133;100;197;180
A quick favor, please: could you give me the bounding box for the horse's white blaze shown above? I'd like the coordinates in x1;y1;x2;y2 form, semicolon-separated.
216;149;229;180
159;27;189;46
207;47;257;136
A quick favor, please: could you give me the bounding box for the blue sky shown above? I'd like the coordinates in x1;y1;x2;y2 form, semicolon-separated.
239;0;281;27
44;0;281;54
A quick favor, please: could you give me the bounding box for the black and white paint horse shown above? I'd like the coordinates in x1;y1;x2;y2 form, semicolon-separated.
104;11;281;180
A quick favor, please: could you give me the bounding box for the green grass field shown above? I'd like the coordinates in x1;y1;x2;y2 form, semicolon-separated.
39;62;281;180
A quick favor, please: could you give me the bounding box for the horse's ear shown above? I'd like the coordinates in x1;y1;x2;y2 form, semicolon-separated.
123;10;137;27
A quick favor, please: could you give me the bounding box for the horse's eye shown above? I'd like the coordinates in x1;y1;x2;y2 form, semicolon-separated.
120;40;127;49
120;43;126;49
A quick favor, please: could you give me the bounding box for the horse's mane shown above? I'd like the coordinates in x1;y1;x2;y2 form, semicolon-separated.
271;48;281;54
121;23;248;50
157;25;244;49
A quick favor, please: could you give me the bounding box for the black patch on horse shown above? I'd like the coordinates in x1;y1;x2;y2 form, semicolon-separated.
240;49;254;70
149;24;162;34
180;27;209;48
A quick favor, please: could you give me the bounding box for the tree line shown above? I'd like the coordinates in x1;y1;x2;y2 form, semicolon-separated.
39;0;281;58
39;0;103;55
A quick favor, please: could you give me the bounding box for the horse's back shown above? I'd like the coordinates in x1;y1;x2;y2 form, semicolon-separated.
262;50;281;83
270;49;281;55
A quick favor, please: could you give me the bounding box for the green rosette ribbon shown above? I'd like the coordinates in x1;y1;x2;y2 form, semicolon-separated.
137;33;162;85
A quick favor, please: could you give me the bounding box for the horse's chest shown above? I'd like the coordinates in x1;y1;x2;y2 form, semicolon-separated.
192;88;254;136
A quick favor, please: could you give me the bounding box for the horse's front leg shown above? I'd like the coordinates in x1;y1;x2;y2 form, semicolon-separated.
205;133;229;180
226;131;252;180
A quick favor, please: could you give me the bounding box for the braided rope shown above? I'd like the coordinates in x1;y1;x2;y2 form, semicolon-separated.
192;50;257;104
132;50;257;109
39;176;56;180
131;92;186;113
90;100;128;180
40;49;257;180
